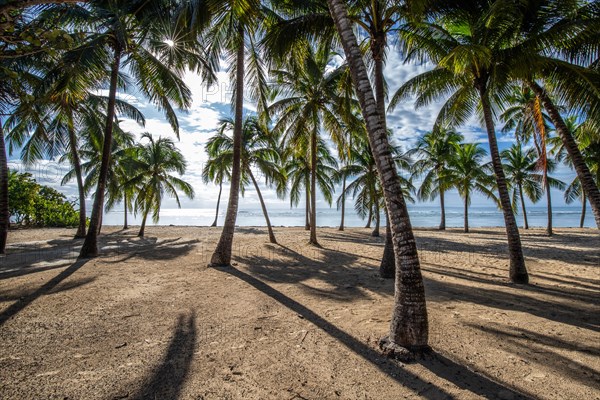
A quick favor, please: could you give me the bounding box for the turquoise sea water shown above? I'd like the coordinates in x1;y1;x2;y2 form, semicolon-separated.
102;205;595;228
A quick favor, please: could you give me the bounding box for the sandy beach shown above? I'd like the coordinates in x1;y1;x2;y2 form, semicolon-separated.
0;226;598;399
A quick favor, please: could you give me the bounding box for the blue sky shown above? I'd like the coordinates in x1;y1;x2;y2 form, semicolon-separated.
7;49;579;214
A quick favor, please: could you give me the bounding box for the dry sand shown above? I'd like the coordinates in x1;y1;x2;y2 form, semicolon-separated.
0;226;598;399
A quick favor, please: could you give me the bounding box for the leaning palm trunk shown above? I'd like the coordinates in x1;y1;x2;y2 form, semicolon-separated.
339;175;346;231
80;47;122;258
328;0;428;356
519;184;529;230
309;128;318;245
479;86;529;283
211;29;245;266
67;114;86;238
211;182;222;227
365;208;372;228
249;169;276;244
528;81;600;229
138;207;149;237
305;176;310;230
0;120;8;254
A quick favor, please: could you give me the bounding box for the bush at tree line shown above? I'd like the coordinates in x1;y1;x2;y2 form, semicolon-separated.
8;170;81;228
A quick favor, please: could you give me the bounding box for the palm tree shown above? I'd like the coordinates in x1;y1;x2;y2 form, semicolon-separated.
327;0;428;358
202;152;231;228
284;137;338;231
270;45;348;245
125;133;194;237
178;0;269;266
500;84;558;235
501;144;543;230
205;116;285;243
409;128;463;230
74;0;194;257
390;3;529;284
448;143;497;233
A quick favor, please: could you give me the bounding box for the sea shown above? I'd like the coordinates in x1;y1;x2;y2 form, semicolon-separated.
102;205;595;228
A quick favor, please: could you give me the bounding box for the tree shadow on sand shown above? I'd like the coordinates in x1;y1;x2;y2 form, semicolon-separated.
215;266;534;400
128;311;197;400
0;259;90;327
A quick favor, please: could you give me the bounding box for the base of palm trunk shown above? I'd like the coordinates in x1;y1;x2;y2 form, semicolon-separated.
79;241;99;259
338;226;344;231
509;270;529;284
378;335;431;362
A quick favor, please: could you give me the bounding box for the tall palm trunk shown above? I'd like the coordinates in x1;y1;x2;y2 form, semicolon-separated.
371;202;380;237
519;184;529;229
67;113;86;238
379;208;395;279
373;36;395;274
309;127;318;245
580;192;587;228
528;80;600;229
365;207;372;228
328;0;428;355
211;29;245;266
339;174;346;231
478;84;528;283
0;119;8;254
463;192;469;233
80;47;121;258
123;193;128;229
439;186;446;230
544;171;552;236
249;169;276;244
211;181;222;227
305;175;310;230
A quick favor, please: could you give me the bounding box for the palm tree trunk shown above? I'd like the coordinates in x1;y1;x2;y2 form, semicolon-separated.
211;181;222;227
580;192;587;228
339;174;346;231
309;128;318;245
138;207;149;237
379;207;395;279
464;193;469;233
519;184;529;230
439;187;446;230
365;207;372;228
210;28;245;266
67;113;86;238
0;119;9;254
305;177;310;230
478;85;528;283
249;169;276;244
123;193;128;229
371;202;380;237
328;0;428;356
80;47;121;258
544;172;552;236
528;80;600;229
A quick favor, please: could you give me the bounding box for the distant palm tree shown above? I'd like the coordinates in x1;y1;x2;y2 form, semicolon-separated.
501;144;542;230
409;128;463;231
270;45;347;245
202;153;231;228
205;116;285;243
448;143;497;233
283;138;338;232
126;133;194;237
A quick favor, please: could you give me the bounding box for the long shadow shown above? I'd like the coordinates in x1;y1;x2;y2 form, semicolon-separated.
425;277;599;332
0;240;81;280
463;323;600;389
130;311;196;400
216;266;533;400
0;259;89;327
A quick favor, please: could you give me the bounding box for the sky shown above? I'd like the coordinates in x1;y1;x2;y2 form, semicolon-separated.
7;48;580;216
